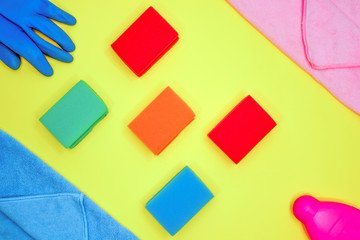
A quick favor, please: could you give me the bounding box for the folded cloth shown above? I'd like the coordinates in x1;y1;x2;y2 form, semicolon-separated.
0;129;139;240
227;0;360;114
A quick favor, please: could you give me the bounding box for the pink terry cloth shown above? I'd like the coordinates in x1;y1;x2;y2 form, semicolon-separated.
227;0;360;115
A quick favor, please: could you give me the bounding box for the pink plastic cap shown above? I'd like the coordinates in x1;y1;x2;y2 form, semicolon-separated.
293;195;320;223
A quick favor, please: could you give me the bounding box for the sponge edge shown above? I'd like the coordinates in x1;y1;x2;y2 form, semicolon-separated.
40;80;108;149
146;166;214;236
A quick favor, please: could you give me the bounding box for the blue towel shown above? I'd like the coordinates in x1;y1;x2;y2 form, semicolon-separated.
0;129;139;240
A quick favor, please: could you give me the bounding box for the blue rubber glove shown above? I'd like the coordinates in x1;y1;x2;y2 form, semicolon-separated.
0;15;52;75
0;0;76;76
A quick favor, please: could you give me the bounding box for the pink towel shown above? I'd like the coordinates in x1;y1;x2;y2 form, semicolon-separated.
227;0;360;114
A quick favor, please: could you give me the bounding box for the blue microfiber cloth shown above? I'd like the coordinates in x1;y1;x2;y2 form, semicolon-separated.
0;129;139;240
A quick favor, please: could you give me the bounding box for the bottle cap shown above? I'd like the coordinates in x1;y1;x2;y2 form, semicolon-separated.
293;195;320;223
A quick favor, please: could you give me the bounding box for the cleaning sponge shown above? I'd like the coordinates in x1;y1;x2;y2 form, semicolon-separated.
208;95;276;164
146;166;214;236
111;6;179;77
40;80;108;149
128;87;194;155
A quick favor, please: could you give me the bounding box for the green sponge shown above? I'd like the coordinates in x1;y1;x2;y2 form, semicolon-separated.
40;80;108;149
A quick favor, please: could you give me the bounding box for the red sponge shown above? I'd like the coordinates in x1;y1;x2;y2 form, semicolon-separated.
111;7;179;77
208;95;276;164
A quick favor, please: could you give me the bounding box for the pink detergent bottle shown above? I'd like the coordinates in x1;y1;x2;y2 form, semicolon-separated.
293;195;360;240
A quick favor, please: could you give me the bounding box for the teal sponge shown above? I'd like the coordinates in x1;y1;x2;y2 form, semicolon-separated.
40;80;108;149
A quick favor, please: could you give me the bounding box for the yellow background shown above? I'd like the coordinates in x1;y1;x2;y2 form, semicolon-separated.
1;0;360;239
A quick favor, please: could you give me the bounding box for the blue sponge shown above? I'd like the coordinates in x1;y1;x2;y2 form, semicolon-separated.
146;166;214;236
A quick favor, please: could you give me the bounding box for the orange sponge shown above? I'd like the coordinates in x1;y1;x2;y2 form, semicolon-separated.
129;87;195;155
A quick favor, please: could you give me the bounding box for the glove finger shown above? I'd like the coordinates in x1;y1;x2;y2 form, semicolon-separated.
0;42;21;70
25;28;73;63
39;0;76;26
32;15;75;52
0;18;53;76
